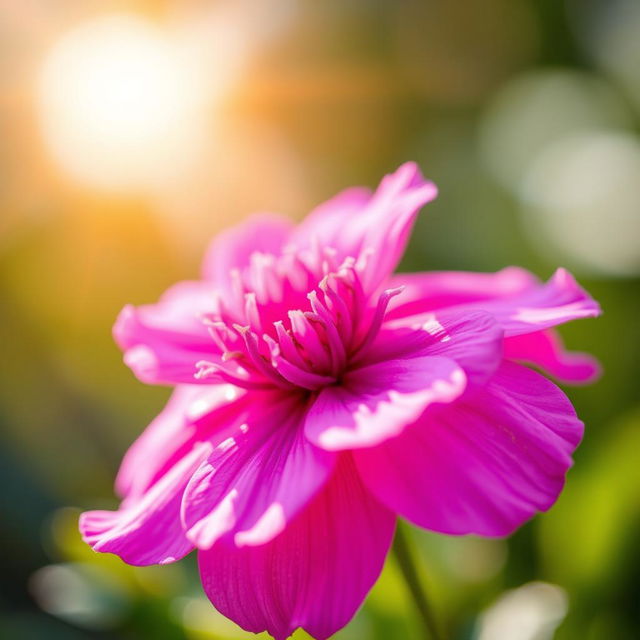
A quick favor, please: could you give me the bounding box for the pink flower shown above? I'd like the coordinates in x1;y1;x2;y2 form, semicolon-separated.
80;163;600;639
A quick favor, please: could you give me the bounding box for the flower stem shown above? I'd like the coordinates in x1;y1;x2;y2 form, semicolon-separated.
392;523;442;640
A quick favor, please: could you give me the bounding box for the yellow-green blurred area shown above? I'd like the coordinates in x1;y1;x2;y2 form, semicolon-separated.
1;0;639;638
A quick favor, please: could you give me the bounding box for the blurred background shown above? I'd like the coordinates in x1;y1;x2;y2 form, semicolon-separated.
1;0;639;638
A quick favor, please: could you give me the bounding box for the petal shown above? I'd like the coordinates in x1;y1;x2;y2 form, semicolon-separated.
182;393;335;549
478;269;601;336
80;444;210;566
371;310;504;386
504;329;601;384
291;162;437;291
198;454;395;640
390;268;600;337
387;267;538;320
355;362;583;537
305;356;466;451
114;280;219;385
289;186;373;253
115;384;246;500
201;214;294;284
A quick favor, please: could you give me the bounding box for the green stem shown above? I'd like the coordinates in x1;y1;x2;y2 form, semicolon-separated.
392;524;442;640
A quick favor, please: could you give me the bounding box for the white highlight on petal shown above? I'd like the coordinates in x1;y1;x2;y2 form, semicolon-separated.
315;367;466;451
233;503;286;547
186;385;241;421
224;385;239;401
186;490;238;550
421;317;450;342
217;437;237;453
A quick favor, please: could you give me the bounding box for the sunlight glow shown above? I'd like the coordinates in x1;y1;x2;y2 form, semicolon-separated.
38;15;206;191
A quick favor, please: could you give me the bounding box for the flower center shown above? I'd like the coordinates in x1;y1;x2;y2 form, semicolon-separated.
194;248;403;391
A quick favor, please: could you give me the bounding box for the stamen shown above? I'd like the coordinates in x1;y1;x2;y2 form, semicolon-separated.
271;354;337;390
222;351;244;362
203;319;237;353
288;310;331;371
244;292;262;334
320;274;353;344
195;245;400;392
274;321;308;368
336;257;366;336
235;326;293;389
306;291;346;376
351;286;405;357
194;360;273;390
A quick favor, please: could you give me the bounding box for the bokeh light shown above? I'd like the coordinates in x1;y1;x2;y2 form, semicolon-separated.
520;131;640;277
30;562;132;630
478;69;632;190
476;582;568;640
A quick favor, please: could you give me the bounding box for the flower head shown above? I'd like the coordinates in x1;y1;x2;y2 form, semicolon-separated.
80;163;600;639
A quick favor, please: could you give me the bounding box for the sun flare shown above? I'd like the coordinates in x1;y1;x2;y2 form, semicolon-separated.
38;15;204;192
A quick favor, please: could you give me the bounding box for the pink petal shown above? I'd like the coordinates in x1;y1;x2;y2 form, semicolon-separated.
306;310;502;452
289;186;373;254
371;310;504;386
182;393;335;549
80;444;210;566
114;280;219;385
505;329;601;384
387;267;538;320
479;269;601;336
389;268;600;337
355;362;583;537
201;214;294;284
291;163;437;291
198;455;395;640
115;384;246;500
305;356;466;451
